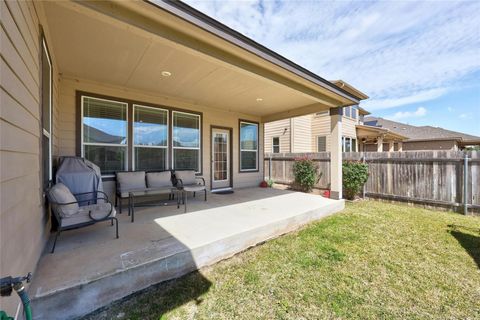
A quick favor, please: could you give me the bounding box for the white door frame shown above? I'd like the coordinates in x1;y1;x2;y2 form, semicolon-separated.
211;126;232;190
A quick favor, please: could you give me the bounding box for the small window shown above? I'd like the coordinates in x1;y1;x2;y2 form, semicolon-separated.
345;137;351;152
272;137;280;153
173;111;201;172
352;138;357;152
351;107;357;120
316;136;326;152
82;96;128;175
344;107;351;118
133;105;168;171
240;121;258;171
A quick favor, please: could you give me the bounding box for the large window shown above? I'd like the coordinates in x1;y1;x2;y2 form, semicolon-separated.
316;136;326;152
41;38;52;189
133;105;168;171
82;96;128;175
240;121;258;171
173;111;201;172
272;137;280;153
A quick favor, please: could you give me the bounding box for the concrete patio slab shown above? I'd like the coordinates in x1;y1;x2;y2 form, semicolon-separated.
29;188;344;319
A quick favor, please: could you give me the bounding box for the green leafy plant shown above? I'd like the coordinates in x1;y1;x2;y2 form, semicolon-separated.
293;157;319;192
342;161;369;200
267;179;274;188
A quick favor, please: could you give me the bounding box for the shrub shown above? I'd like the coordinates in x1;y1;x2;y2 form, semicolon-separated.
293;157;319;192
342;161;369;200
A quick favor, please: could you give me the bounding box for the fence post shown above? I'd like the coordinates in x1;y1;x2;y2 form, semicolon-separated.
463;152;469;215
362;154;366;198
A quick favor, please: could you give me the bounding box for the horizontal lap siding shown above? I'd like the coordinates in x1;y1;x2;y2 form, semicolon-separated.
264;119;291;153
58;77;264;194
311;114;331;151
0;1;57;314
292;115;312;152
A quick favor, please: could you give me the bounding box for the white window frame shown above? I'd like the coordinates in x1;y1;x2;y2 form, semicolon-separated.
132;104;169;171
80;95;129;177
239;121;259;172
272;136;280;153
42;38;52;183
172;111;201;173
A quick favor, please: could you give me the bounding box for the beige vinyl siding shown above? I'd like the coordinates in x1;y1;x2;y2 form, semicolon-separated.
0;1;58;315
342;116;357;139
58;76;264;194
311;113;331;151
264;118;291;153
292;115;312;152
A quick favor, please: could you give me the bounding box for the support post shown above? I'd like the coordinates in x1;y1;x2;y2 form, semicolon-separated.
377;136;384;152
269;155;272;180
388;141;394;152
398;141;403;152
330;107;343;200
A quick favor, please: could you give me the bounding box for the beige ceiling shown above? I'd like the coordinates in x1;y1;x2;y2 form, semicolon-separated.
44;2;324;117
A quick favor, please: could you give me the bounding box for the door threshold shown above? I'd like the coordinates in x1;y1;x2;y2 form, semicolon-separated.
211;187;233;193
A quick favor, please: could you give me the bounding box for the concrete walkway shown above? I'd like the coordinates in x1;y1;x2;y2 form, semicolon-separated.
29;188;344;319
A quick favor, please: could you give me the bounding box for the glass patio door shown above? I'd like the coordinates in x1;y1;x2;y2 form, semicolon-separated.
211;128;231;189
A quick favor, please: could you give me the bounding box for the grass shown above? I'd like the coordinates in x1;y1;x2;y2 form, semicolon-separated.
85;201;480;320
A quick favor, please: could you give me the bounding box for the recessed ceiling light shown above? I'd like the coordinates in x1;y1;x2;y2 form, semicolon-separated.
256;98;263;102
161;71;172;77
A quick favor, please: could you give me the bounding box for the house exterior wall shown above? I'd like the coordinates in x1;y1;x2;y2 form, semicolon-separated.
264;118;291;153
402;140;458;151
0;0;58;315
57;76;264;196
265;111;360;153
292;115;312;152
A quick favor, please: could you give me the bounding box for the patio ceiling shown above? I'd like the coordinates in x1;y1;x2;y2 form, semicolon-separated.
43;1;358;122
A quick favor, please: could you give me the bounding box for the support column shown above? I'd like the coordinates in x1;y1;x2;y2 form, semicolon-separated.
377;136;384;152
388;141;394;152
398;141;403;151
330;107;342;200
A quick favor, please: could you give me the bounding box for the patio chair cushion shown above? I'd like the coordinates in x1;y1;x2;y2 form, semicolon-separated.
183;185;206;192
174;170;197;186
146;171;172;188
61;203;116;228
48;183;79;218
116;171;146;194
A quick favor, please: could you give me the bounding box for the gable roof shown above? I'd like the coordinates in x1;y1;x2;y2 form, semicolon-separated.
364;117;480;142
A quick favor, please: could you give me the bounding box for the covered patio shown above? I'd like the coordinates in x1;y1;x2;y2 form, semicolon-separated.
29;188;344;319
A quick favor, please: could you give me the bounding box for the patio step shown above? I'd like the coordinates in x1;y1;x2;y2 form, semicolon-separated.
29;190;344;319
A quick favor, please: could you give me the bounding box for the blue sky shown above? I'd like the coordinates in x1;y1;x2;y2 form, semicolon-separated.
184;0;480;136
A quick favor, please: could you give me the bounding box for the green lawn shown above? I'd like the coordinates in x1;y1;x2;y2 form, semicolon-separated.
85;201;480;320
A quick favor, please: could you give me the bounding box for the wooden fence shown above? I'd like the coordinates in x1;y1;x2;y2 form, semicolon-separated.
264;151;480;213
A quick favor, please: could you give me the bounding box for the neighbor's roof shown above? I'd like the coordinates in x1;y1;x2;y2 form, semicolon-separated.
364;117;480;142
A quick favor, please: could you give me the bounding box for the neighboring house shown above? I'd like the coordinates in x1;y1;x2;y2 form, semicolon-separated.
265;81;407;153
364;117;480;151
1;0;359;314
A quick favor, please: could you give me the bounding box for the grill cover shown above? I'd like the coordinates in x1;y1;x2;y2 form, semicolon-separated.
55;157;104;205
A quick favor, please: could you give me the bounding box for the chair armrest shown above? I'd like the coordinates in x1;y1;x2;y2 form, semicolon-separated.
73;190;110;200
87;200;114;222
195;177;206;186
50;197;109;206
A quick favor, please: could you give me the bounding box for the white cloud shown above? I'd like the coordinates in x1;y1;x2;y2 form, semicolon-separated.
447;107;454;112
385;107;427;121
183;0;480;110
459;113;469;119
